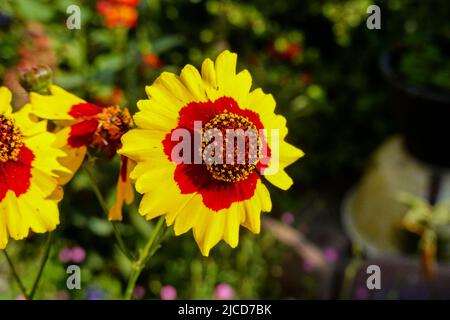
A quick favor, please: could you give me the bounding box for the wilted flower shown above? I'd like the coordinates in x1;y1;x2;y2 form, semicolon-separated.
30;86;135;221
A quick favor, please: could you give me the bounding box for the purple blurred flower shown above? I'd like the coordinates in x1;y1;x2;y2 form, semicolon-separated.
355;287;369;300
133;285;146;300
58;248;73;263
302;260;318;272
214;283;235;300
86;287;106;300
281;212;295;225
323;248;339;263
0;12;12;28
160;285;177;300
71;246;86;264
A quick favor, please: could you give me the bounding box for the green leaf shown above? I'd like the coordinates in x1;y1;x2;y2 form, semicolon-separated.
15;0;55;22
152;35;185;54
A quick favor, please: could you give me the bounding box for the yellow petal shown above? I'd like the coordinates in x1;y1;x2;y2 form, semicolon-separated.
223;206;240;248
215;50;237;90
108;158;135;221
119;129;167;162
179;64;208;102
0;87;13;116
134;100;178;131
201;58;217;89
241;195;262;234
264;169;294;191
173;195;204;235
193;210;225;256
30;85;85;120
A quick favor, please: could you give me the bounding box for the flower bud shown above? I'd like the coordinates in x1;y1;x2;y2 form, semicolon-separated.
19;65;53;94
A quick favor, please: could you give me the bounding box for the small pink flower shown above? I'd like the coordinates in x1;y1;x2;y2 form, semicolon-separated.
56;290;70;300
16;294;26;300
324;248;339;263
71;246;86;264
302;260;318;272
160;285;177;300
214;283;235;300
133;285;146;300
58;248;73;263
355;287;369;300
281;212;295;225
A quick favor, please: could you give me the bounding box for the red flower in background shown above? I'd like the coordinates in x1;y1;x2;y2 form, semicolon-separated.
93;87;126;107
267;41;303;62
142;52;164;69
97;0;140;29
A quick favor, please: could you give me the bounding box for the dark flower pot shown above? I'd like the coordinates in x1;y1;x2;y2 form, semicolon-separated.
380;48;450;168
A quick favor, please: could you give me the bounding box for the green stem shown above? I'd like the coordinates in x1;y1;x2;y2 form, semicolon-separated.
29;233;53;300
339;244;363;299
84;164;135;261
124;216;166;300
3;250;29;299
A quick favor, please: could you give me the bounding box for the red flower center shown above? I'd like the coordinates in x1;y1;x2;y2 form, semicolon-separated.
162;97;270;211
0;115;23;163
202;110;260;183
0;115;34;201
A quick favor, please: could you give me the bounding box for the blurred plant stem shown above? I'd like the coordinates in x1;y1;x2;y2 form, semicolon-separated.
3;250;28;299
124;216;166;300
339;244;364;299
84;159;167;299
28;233;53;300
84;163;136;261
3;233;53;300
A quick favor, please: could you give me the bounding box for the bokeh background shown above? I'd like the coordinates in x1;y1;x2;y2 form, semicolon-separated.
0;0;449;300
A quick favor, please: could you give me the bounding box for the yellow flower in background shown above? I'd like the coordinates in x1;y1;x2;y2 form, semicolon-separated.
30;86;135;221
120;50;304;256
0;87;68;249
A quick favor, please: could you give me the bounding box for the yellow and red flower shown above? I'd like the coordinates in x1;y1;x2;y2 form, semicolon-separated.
0;87;68;249
30;86;134;221
119;50;304;256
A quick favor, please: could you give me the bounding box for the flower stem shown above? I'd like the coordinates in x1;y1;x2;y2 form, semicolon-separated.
29;233;53;300
124;216;166;300
2;250;29;299
84;164;136;261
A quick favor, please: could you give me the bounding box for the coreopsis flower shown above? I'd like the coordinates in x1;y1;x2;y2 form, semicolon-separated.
30;86;134;221
0;87;68;249
96;0;139;29
119;50;304;256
